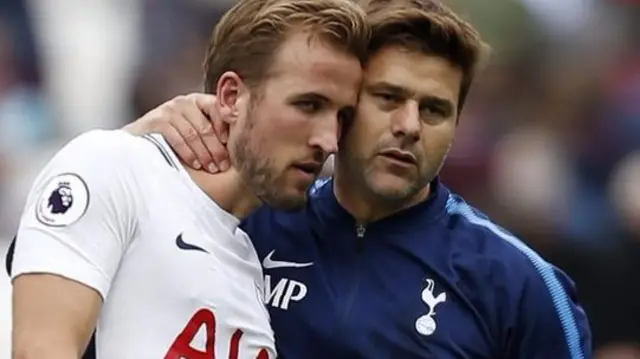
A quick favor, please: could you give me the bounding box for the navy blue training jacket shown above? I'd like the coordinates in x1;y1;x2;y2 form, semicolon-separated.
241;177;592;359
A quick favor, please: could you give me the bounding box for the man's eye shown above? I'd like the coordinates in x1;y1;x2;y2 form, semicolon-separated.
296;101;321;113
420;105;445;117
375;93;399;102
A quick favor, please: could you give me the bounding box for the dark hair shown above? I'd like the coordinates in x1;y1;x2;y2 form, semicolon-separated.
361;0;490;113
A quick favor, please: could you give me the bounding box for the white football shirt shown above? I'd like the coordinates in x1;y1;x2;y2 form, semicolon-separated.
11;130;275;359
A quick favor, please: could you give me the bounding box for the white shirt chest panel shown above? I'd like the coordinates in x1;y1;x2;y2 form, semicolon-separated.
95;183;275;359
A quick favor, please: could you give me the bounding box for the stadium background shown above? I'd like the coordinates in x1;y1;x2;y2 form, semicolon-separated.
0;0;638;357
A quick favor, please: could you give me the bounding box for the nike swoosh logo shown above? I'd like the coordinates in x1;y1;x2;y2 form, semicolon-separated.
262;250;313;269
175;233;208;253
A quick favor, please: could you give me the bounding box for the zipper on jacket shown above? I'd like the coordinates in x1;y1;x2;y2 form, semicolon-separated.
341;223;366;323
355;223;366;252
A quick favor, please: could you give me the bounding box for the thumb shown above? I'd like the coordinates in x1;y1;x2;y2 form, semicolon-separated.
193;93;218;118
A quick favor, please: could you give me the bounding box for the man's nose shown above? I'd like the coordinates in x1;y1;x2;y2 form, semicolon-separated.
309;115;340;155
391;101;421;141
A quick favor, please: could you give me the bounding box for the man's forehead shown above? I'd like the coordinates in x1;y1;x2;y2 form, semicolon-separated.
271;35;361;76
362;46;462;103
267;62;361;108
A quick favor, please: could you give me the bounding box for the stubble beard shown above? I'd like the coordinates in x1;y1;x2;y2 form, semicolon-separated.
232;100;306;211
340;150;435;206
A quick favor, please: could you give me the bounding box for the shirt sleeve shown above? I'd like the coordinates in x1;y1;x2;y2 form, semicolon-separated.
507;263;593;359
11;130;141;300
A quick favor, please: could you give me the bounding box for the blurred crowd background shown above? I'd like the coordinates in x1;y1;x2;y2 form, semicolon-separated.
0;0;638;357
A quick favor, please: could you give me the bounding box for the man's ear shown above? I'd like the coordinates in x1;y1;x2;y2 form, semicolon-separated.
216;71;245;124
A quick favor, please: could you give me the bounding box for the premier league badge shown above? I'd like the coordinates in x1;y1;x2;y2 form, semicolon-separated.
36;173;90;227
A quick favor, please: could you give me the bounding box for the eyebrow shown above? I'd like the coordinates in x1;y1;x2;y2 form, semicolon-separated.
366;81;455;115
366;81;413;98
293;92;331;103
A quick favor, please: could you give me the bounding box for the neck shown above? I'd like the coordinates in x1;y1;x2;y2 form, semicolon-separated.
185;167;262;220
333;168;431;224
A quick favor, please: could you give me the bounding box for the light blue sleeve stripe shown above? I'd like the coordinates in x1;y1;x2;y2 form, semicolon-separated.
309;177;332;196
445;196;585;359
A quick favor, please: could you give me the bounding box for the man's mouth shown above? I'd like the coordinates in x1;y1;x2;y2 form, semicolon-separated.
379;149;417;165
292;162;323;176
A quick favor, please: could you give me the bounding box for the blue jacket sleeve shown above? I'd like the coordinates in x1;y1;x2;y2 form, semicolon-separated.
507;264;592;359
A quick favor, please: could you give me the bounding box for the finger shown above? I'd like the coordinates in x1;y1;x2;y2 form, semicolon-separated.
180;102;223;173
193;93;229;144
211;106;229;145
170;111;218;173
191;116;229;172
158;122;201;170
196;121;229;172
208;103;230;171
205;126;230;172
188;94;229;170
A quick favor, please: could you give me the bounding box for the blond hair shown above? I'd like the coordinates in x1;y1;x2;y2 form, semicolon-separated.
204;0;370;93
361;0;489;113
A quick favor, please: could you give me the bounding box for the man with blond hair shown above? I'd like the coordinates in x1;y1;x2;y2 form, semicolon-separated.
8;0;368;357
122;0;593;357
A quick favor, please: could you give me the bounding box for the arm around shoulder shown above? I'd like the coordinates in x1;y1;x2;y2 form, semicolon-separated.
11;130;141;358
